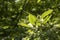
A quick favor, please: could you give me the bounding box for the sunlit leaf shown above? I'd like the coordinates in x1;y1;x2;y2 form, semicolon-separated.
28;14;37;25
19;22;33;28
37;0;41;3
41;9;53;18
19;23;28;27
43;15;52;24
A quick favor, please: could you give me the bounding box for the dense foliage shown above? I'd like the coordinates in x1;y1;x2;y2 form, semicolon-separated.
0;0;60;40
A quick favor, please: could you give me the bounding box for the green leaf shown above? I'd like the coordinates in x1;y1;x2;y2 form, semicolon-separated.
43;15;52;24
12;37;14;40
28;14;37;25
3;26;9;29
54;24;60;28
41;9;53;18
19;22;33;28
36;21;41;26
37;0;41;3
19;23;28;27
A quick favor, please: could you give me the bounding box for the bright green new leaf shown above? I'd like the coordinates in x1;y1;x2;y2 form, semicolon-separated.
20;22;33;28
28;14;37;25
41;9;53;18
20;23;28;27
37;0;41;3
43;15;52;24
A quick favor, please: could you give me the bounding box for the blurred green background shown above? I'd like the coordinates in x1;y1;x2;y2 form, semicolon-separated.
0;0;60;40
